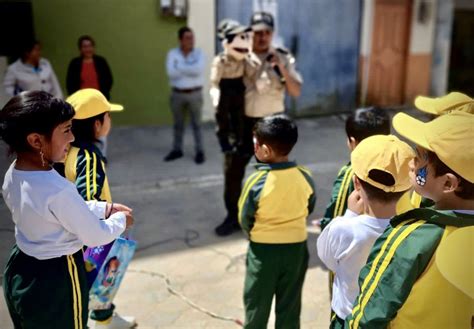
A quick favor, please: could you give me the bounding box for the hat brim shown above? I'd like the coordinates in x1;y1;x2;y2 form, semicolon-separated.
414;96;439;115
110;103;124;112
251;23;273;31
392;113;431;151
229;26;252;35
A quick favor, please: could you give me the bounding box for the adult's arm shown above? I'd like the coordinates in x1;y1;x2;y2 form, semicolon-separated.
3;64;16;96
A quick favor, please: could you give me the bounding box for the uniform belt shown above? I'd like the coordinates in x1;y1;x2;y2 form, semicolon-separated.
172;86;202;93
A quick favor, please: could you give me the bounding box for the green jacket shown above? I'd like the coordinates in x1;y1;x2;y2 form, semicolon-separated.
346;208;474;329
321;162;354;230
238;162;316;244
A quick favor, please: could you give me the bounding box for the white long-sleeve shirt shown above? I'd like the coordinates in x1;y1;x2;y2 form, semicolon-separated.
317;210;390;320
2;162;126;260
166;47;205;89
3;58;63;98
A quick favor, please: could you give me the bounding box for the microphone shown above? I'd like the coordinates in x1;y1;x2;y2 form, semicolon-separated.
266;54;286;84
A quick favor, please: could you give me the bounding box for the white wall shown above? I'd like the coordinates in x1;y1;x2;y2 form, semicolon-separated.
408;0;437;54
188;0;215;121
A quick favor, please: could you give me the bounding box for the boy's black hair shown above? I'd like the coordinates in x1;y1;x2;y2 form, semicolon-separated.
428;151;474;200
358;169;406;202
71;113;106;147
78;35;95;49
178;26;193;40
0;91;74;154
253;114;298;156
345;107;390;142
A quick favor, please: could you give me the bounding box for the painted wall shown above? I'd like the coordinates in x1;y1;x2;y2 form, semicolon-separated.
188;0;215;121
31;0;185;125
404;0;437;102
217;0;361;115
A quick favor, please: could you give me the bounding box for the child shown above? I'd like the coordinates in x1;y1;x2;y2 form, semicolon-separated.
320;107;390;230
0;91;133;328
238;114;316;329
317;135;414;328
405;92;474;209
64;88;136;329
346;111;474;328
210;19;259;153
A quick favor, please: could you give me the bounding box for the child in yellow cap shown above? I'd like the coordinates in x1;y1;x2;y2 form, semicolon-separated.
400;91;474;210
347;112;474;329
65;89;136;329
317;135;414;329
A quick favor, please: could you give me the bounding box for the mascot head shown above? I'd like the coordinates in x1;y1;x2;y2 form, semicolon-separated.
217;18;252;61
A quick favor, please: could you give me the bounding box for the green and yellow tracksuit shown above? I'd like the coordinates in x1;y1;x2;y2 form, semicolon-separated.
238;162;316;329
65;143;112;203
64;142;115;321
346;208;474;329
320;162;354;306
321;162;354;230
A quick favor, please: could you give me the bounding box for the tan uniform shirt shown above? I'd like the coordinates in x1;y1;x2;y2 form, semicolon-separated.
210;53;261;88
244;48;302;118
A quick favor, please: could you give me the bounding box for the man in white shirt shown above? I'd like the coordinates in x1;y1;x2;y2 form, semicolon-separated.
317;135;414;328
164;27;205;164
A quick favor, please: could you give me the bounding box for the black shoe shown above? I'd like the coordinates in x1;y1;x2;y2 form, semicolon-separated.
194;151;205;164
215;219;241;236
164;150;183;162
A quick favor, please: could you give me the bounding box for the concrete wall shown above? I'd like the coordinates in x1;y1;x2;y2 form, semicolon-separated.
404;0;437;102
431;0;454;96
188;0;215;121
31;0;184;125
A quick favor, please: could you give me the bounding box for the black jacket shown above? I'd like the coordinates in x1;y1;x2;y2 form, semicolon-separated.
66;55;113;99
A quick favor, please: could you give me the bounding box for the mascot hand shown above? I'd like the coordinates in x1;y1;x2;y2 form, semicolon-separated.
247;52;262;67
210;87;221;107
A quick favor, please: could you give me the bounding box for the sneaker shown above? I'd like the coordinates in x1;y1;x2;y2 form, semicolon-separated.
215;219;241;236
194;151;205;164
94;313;137;329
164;150;183;162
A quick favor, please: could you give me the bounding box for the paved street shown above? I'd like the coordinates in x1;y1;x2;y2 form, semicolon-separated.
0;115;356;328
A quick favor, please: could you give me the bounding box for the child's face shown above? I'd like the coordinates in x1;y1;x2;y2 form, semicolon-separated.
95;112;112;138
411;146;444;202
44;120;74;163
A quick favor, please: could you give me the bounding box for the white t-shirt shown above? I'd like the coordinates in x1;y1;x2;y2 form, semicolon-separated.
317;210;391;319
2;162;126;260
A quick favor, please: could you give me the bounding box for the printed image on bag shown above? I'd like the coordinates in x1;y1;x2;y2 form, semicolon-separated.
89;238;137;310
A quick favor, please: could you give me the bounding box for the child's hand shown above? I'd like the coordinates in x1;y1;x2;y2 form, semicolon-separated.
124;211;134;229
348;190;364;215
111;203;133;214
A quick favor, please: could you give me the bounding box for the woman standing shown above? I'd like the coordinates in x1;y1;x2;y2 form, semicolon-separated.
66;35;113;100
3;40;63;98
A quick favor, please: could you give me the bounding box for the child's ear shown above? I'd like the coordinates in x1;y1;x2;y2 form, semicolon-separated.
261;144;271;158
347;137;358;151
94;119;102;135
26;133;44;151
353;175;361;191
443;173;460;194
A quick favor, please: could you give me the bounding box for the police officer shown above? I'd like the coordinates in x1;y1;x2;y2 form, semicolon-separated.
214;12;303;236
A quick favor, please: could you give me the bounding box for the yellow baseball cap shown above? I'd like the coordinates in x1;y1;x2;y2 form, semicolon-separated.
393;112;474;183
66;89;124;120
351;135;415;192
414;92;474;115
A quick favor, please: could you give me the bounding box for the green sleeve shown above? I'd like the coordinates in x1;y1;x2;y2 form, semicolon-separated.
321;164;354;230
238;171;267;236
346;219;444;329
298;166;316;214
75;148;106;201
